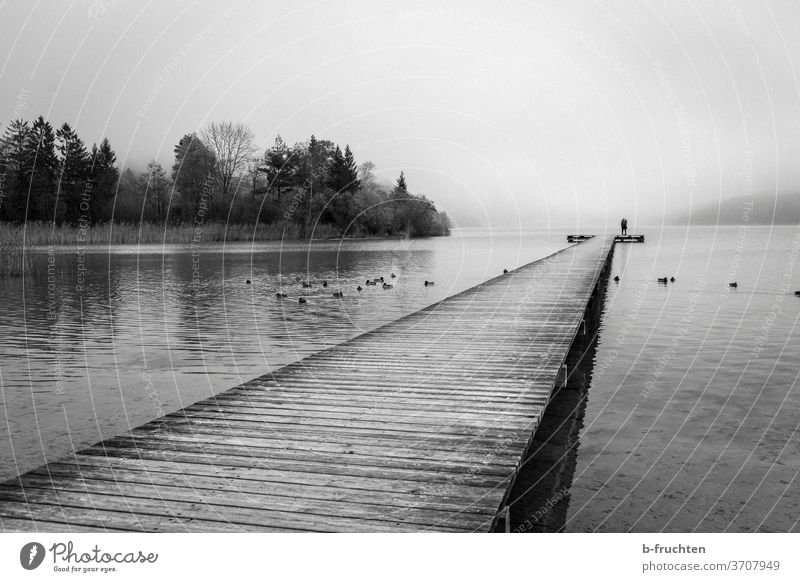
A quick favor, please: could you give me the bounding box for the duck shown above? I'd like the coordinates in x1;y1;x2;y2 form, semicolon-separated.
322;281;328;287
729;282;738;288
275;292;287;299
670;277;676;283
332;291;343;298
657;277;668;283
379;277;385;282
298;297;307;304
503;269;509;274
390;273;397;278
424;280;435;286
246;279;251;285
357;285;363;291
302;282;312;288
365;279;377;286
613;275;620;282
795;291;800;296
382;283;393;289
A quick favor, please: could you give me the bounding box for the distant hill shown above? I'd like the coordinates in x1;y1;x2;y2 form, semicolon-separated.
669;192;800;225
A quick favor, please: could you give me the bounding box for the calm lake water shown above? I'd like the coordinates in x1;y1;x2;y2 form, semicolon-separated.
2;226;798;533
0;228;566;482
564;225;800;532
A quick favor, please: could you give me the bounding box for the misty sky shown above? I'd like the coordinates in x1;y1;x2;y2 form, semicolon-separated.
1;0;799;228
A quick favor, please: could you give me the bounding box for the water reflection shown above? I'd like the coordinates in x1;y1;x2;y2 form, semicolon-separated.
567;226;800;532
506;265;607;532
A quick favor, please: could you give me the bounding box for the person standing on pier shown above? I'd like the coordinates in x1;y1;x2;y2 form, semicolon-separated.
621;217;628;235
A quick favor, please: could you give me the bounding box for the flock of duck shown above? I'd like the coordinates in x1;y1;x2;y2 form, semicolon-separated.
243;272;438;304
612;275;800;295
251;268;800;304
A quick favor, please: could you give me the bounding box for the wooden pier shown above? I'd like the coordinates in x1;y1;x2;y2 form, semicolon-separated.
0;235;616;533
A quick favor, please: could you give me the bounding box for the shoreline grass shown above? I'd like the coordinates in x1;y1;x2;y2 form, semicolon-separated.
0;221;349;247
0;241;32;278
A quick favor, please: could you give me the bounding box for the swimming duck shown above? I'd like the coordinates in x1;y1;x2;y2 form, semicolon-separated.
298;297;307;304
379;277;385;282
332;291;343;298
366;280;377;286
795;291;800;296
657;277;668;283
670;277;676;283
275;292;287;299
391;273;397;278
613;276;620;282
503;269;509;274
246;279;251;284
357;285;363;291
382;283;393;289
424;280;435;286
729;282;738;288
322;281;328;287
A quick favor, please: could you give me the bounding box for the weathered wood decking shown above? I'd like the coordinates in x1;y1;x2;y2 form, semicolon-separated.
0;235;615;533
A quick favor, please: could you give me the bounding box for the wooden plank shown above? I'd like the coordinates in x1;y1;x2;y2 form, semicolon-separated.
0;235;615;532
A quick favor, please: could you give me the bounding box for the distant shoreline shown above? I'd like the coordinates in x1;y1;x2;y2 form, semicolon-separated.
0;221;451;249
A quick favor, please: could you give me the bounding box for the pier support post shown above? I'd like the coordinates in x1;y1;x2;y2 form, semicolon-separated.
496;505;511;533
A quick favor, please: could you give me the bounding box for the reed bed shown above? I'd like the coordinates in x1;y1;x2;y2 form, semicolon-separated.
0;221;353;247
0;221;345;277
0;240;31;278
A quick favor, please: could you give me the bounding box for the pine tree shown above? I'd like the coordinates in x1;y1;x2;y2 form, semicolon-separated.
27;117;60;222
56;122;90;224
259;135;295;201
394;171;408;195
327;145;347;192
343;145;360;193
0;119;30;222
89;137;119;223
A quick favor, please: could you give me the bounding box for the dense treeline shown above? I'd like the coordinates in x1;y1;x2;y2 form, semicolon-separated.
0;117;450;239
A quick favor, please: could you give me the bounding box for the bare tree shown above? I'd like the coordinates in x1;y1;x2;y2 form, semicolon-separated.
201;121;255;200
